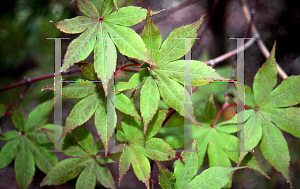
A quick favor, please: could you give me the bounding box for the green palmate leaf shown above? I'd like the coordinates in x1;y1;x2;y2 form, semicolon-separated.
156;15;204;65
237;42;300;185
155;159;176;189
140;76;160;134
117;112;175;188
141;6;162;61
11;106;25;132
154;71;201;127
155;60;226;87
204;93;217;125
115;93;141;120
63;93;99;138
93;139;103;155
187;167;243;189
259;118;290;182
253;42;277;106
116;68;149;92
76;161;96;189
74;126;94;155
0;138;20;169
41;158;88;186
15;137;35;189
174;139;198;189
25;99;53;132
54;1;163;88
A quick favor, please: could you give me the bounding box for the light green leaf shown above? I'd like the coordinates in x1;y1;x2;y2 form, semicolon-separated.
155;71;201;126
268;75;300;107
156;15;204;65
253;43;277;106
25;137;57;173
63;93;99;138
118;146;131;186
145;138;175;161
188;167;242;189
115;93;141;120
51;16;95;34
121;114;143;143
104;6;155;27
259;118;291;182
155;159;176;189
146;109;168;139
140;77;160;134
76;161;96;189
94;23;117;95
0;130;19;141
260;107;300;138
174;139;198;189
238;110;262;163
61;24;98;71
129;145;150;188
93;139;103;155
207;130;231;167
78;62;99;80
0;138;20;169
76;0;99;18
15;138;35;189
156;60;226;87
25;99;53;132
11;106;25;132
141;7;161;60
104;22;156;67
94;162;116;189
0;104;8;118
101;0;114;17
116;68;149;92
204;93;217;125
74;126;94;155
40;158;88;186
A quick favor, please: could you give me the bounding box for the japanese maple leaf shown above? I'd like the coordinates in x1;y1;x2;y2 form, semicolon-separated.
116;8;227;135
236;42;300;186
40;125;116;189
51;0;162;96
155;139;246;189
113;111;175;189
0;100;57;189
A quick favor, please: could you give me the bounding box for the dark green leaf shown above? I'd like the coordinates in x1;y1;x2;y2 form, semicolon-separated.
11;106;25;132
94;162;116;189
74;126;94;155
76;161;96;189
0;138;20;169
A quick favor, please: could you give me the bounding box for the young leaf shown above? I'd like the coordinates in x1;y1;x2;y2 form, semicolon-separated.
15;137;35;189
63;93;99;138
154;71;201;127
187;167;243;189
140;76;160;134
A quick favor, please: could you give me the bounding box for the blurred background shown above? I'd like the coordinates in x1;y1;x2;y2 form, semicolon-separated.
0;0;300;188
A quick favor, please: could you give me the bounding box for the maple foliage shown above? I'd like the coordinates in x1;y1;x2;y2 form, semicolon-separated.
0;0;300;189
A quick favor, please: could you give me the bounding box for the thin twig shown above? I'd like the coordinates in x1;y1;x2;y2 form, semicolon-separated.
239;0;288;79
